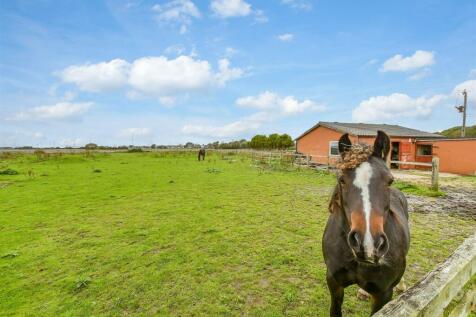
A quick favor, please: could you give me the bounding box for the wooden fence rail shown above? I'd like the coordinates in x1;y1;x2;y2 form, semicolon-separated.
390;157;440;190
374;233;476;317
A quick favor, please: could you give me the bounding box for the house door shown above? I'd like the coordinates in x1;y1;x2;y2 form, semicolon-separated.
391;142;400;168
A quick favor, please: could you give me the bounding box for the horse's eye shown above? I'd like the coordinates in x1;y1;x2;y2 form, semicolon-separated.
388;178;394;186
339;176;346;185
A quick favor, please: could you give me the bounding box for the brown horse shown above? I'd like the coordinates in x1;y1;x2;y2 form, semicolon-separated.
322;131;410;316
198;148;206;161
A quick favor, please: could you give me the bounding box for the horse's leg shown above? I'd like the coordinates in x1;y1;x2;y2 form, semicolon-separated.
370;288;392;315
326;274;344;317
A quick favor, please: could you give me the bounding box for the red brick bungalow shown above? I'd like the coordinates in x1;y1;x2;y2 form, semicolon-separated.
295;122;476;175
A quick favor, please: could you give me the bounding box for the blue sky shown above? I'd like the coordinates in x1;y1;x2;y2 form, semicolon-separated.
1;0;475;147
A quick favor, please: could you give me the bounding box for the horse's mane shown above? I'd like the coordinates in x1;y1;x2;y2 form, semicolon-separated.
336;143;373;170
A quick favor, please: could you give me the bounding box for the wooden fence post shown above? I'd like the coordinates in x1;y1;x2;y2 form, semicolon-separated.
431;157;439;190
306;155;310;167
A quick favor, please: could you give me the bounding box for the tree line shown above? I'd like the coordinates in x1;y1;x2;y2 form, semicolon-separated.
79;133;295;151
206;133;294;150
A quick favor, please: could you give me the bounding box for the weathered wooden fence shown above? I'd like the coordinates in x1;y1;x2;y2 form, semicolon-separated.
374;233;476;317
249;151;332;171
390;157;440;190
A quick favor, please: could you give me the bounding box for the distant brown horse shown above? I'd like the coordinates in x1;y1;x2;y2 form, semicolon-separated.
198;148;205;161
322;131;410;316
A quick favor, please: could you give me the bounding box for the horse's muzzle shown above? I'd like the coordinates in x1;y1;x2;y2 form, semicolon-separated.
347;230;389;264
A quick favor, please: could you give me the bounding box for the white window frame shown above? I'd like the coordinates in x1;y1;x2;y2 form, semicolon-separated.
416;144;432;156
329;141;340;156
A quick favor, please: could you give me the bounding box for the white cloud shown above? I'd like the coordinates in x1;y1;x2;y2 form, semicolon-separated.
281;0;312;11
225;47;237;57
352;93;446;122
452;80;476;103
63;90;77;101
60;56;243;101
128;56;213;96
8;102;93;121
277;33;294;42
59;138;84;147
159;96;177;106
152;0;201;33
408;68;431;81
366;59;378;66
183;92;324;138
210;0;251;18
253;10;268;23
164;44;186;56
236;91;325;115
59;59;130;92
381;50;435;72
182;113;264;137
215;58;243;85
236;91;278;110
119;128;152;137
32;132;44;139
128;56;242;96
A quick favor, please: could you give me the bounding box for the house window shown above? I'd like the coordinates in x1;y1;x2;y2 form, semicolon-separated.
329;141;339;156
417;144;432;156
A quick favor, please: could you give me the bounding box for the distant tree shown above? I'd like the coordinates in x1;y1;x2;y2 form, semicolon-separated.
151;144;156;149
268;133;280;149
249;133;294;150
250;134;268;149
184;142;195;149
439;125;476;138
239;139;249;148
85;143;98;150
278;134;294;149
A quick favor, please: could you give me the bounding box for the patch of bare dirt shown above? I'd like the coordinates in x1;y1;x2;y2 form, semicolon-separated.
406;186;476;219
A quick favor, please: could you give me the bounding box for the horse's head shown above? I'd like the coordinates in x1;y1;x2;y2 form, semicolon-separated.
337;131;394;264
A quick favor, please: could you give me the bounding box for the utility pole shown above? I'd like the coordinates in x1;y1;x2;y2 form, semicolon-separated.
455;89;467;138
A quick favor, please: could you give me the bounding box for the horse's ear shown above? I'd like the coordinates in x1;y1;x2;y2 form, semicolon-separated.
373;130;390;160
338;133;352;158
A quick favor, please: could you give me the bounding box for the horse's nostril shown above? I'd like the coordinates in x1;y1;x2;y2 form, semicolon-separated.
348;230;361;250
376;234;389;255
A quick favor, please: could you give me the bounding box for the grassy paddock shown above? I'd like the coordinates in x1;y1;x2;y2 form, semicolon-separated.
1;152;474;316
393;180;446;197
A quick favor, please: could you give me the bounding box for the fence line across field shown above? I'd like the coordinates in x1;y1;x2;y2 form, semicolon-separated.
2;148;440;190
249;151;440;190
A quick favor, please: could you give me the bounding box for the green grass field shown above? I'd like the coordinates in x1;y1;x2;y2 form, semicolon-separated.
1;152;474;316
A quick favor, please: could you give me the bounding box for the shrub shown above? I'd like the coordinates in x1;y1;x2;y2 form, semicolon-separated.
0;168;19;175
34;150;48;161
0;152;17;160
85;143;98;150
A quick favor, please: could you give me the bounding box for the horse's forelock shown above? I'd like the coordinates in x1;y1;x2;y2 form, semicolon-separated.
336;144;373;170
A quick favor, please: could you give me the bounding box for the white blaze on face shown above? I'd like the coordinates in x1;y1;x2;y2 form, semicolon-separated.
353;162;374;258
